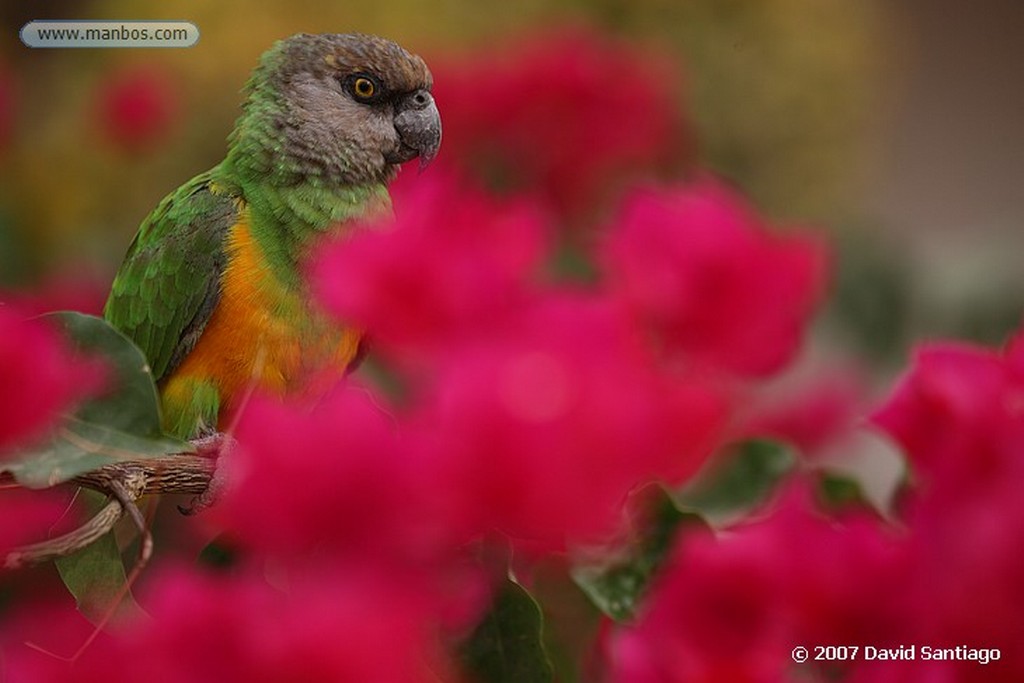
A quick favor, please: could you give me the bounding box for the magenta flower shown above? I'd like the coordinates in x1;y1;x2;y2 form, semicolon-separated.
0;308;96;455
872;339;1024;496
0;489;73;558
609;326;1024;681
609;489;910;683
431;26;688;220
414;293;725;549
873;330;1024;675
215;383;458;569
12;567;460;683
93;65;179;154
313;171;548;363
602;180;829;377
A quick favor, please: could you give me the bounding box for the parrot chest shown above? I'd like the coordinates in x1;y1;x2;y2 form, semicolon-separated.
163;217;360;409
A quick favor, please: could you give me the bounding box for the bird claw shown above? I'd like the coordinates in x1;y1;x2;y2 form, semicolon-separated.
178;432;236;516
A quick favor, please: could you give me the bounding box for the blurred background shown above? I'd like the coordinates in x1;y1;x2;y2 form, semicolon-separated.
1;0;1022;370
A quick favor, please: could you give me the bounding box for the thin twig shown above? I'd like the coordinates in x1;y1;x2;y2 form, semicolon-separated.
3;442;220;569
63;474;152;662
3;496;124;570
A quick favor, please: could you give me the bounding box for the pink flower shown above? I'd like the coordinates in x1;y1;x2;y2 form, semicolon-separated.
214;383;449;566
602;180;828;377
312;173;729;550
213;382;488;632
0;488;73;558
312;171;548;362
872;340;1024;498
415;293;725;548
10;567;460;683
431;26;688;220
94;65;178;154
608;489;910;683
0;308;96;455
872;330;1024;675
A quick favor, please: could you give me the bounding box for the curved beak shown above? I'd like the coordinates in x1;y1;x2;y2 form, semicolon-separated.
391;89;442;171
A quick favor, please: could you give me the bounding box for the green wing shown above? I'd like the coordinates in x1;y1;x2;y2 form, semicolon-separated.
104;169;239;382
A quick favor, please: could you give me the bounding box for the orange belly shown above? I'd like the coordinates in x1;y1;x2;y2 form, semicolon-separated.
161;215;361;424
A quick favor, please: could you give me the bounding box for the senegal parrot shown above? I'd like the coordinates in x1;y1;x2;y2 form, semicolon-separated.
104;33;440;439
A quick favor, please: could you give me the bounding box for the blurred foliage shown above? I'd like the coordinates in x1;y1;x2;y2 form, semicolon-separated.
572;484;710;623
581;0;888;224
458;576;554;683
675;439;797;527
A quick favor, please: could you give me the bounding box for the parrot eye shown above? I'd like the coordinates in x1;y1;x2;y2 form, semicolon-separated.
349;75;379;102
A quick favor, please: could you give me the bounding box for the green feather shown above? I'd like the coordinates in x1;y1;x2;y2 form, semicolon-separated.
104;169;236;382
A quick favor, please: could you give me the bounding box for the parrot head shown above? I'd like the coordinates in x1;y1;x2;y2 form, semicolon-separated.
230;32;441;185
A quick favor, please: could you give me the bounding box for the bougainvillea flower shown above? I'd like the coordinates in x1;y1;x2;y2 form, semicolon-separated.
215;382;449;565
873;329;1024;676
312;171;548;362
9;567;460;683
415;293;726;549
431;26;688;220
0;308;96;455
94;65;179;154
602;180;828;377
609;489;910;683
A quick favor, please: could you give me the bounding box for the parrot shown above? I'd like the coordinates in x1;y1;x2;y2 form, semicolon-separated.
103;33;440;439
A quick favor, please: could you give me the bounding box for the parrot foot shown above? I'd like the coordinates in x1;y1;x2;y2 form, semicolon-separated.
178;432;236;516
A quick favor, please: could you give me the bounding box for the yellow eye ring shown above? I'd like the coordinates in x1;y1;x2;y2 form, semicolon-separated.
352;77;376;100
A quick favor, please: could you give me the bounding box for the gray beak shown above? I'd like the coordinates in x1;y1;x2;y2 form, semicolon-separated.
390;89;441;171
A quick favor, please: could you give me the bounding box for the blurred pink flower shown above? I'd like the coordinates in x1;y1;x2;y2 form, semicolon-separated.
0;488;72;558
313;171;548;362
872;340;1024;497
215;383;449;565
431;26;688;220
873;329;1024;676
93;65;178;154
416;293;726;549
312;173;735;549
608;489;910;683
11;567;458;683
0;308;97;455
611;326;1024;681
0;590;96;679
602;180;829;377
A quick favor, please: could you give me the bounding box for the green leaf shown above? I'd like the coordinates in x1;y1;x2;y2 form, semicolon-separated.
49;311;164;435
674;439;797;526
816;470;872;511
54;491;142;625
2;312;190;488
460;576;554;683
197;535;242;571
7;417;188;489
572;484;710;622
549;239;598;284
